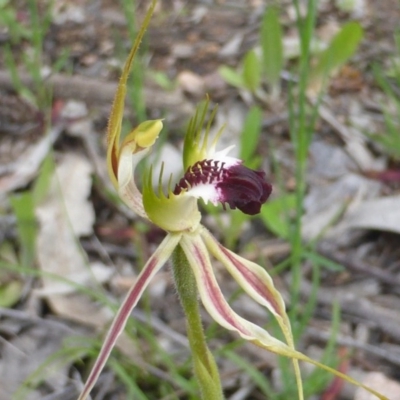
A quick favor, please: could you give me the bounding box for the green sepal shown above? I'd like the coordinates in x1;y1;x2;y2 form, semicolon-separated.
142;165;201;232
183;98;225;170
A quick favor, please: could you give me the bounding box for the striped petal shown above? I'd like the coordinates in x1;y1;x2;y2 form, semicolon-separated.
200;227;293;342
179;233;388;400
201;228;285;316
77;233;181;400
179;232;296;356
200;227;302;397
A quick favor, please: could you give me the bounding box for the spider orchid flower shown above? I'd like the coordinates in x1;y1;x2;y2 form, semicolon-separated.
81;98;303;398
78;3;387;400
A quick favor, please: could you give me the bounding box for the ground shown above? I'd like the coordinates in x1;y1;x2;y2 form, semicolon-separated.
1;1;400;399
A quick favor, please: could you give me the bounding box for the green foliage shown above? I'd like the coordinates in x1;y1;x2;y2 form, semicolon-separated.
224;350;276;398
0;0;31;42
119;0;147;122
150;70;176;90
0;278;23;307
218;64;245;89
14;343;89;400
9;192;37;268
372;111;400;160
1;0;62;107
260;194;296;239
218;4;284;98
4;45;37;104
302;302;341;398
240;105;263;162
219;49;263;93
220;8;363;102
261;5;284;95
308;22;363;94
367;35;400;160
243;49;262;92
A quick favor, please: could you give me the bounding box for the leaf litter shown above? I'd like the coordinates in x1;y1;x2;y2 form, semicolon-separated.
1;0;400;399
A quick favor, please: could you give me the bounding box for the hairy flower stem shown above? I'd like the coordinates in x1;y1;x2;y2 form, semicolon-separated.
172;245;224;400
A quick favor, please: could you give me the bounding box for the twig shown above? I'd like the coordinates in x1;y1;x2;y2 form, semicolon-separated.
306;326;400;367
301;279;400;341
318;245;400;289
0;70;192;114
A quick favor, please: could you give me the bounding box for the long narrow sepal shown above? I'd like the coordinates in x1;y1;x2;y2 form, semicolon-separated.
293;353;389;400
77;233;181;400
172;246;224;400
198;229;388;400
179;233;285;347
200;227;302;397
179;233;304;400
106;0;157;189
200;227;287;320
247;334;388;400
200;228;296;351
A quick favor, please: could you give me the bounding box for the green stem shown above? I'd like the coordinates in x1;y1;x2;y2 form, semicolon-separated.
172;245;224;400
289;0;317;327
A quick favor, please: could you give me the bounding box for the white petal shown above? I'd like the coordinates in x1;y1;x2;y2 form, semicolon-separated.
118;144;150;219
185;183;220;205
212;145;236;160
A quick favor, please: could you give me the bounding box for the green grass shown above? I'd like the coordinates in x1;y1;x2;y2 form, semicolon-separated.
119;0;148;124
1;0;56;108
218;0;361;396
366;31;400;161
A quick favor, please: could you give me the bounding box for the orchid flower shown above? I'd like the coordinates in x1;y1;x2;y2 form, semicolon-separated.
77;2;388;400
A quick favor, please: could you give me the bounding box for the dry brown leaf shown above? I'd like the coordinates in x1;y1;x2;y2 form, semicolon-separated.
0;324;71;399
0;126;62;196
34;152;138;359
177;70;206;97
302;138;384;241
35;152;109;319
337;195;400;234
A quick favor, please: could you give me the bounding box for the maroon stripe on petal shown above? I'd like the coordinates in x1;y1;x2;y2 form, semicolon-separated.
218;245;283;317
78;233;181;400
80;257;159;397
191;242;252;336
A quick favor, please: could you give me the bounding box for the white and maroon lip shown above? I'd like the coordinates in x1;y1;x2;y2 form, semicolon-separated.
173;156;272;215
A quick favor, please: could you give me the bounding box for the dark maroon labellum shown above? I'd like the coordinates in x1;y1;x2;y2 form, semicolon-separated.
174;159;272;216
217;165;272;215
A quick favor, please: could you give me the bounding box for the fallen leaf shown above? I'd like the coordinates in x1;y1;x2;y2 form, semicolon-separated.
354;372;400;400
0;324;71;399
336;195;400;234
177;70;206;97
302;140;382;241
35;152;107;313
34;152;138;359
0;126;62;196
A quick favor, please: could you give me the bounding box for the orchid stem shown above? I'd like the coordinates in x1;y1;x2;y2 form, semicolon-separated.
172;245;224;400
